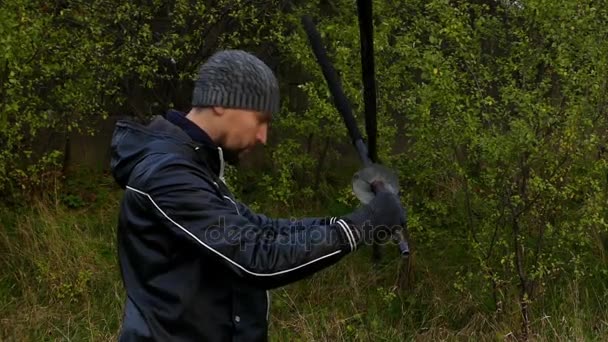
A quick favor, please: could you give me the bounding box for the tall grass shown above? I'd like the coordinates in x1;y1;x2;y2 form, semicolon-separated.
1;176;607;341
0;184;123;341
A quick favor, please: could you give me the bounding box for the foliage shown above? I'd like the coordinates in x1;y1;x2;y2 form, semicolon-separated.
0;0;286;198
1;0;608;339
263;0;608;336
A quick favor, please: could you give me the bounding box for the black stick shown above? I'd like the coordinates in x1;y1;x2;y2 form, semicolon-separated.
301;15;409;257
356;0;378;164
357;0;383;262
301;15;371;167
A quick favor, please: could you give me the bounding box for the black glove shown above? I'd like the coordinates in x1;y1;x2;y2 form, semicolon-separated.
343;180;406;245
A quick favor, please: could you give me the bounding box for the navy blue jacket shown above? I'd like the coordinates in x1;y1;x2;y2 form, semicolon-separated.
110;114;362;341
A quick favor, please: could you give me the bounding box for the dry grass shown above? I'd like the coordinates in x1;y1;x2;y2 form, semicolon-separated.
1;188;607;341
0;195;123;341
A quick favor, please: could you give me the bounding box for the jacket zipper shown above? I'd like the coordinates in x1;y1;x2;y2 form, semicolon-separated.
217;146;226;184
266;291;271;321
215;146;270;324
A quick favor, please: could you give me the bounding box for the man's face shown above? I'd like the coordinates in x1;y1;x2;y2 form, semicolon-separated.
218;107;269;161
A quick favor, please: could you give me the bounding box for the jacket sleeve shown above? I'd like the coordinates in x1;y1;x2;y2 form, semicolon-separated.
133;160;362;289
235;201;349;245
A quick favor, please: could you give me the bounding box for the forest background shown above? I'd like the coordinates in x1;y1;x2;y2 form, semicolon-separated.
1;0;607;340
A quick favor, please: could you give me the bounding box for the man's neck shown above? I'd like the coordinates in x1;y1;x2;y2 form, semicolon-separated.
186;108;224;145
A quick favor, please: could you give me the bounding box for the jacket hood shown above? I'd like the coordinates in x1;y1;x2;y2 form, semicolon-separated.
110;115;226;188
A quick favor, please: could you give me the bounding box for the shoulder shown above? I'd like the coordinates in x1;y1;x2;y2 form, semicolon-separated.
130;152;220;195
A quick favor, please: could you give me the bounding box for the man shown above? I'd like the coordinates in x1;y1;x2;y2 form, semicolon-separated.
110;50;405;341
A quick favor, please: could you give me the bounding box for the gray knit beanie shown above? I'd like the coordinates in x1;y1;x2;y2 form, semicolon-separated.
192;50;280;116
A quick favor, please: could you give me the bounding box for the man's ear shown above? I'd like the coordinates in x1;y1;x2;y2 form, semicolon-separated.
213;106;226;116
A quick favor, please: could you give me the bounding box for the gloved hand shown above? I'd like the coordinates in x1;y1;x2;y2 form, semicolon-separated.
343;180;406;245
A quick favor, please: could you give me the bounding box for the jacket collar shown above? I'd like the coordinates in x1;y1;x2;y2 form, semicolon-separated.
166;109;214;146
162;110;227;182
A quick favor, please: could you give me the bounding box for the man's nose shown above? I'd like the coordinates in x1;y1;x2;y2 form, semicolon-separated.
256;124;268;145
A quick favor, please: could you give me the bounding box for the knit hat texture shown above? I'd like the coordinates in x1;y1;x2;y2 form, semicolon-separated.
192;50;280;115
